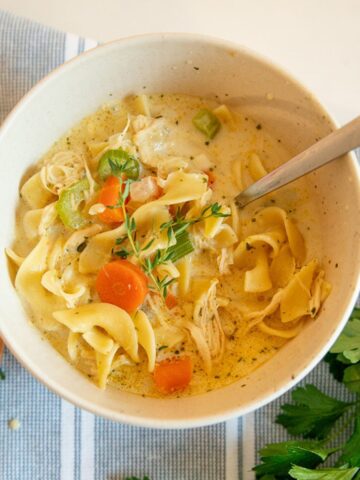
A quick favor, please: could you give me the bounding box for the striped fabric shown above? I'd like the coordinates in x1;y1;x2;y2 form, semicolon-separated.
0;9;358;480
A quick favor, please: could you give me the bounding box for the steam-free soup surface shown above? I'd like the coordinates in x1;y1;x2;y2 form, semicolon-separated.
9;94;329;397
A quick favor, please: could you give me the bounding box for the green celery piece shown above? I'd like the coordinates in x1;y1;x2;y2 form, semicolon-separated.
343;364;360;393
337;416;360;467
192;108;221;139
166;229;194;263
289;466;359;480
330;318;360;364
276;385;353;439
254;440;335;477
98;148;139;180
56;178;89;229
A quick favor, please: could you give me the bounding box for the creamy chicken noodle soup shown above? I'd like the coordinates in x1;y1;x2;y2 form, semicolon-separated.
7;94;331;396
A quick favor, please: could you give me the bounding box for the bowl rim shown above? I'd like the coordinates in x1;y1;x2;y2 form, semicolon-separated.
1;32;360;429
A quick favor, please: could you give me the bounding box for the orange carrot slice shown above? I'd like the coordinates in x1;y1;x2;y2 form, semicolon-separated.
97;176;125;224
153;356;192;394
96;260;148;313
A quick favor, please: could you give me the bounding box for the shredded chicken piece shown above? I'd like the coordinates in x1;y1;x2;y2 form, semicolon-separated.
217;247;234;275
40;151;85;195
186;279;225;374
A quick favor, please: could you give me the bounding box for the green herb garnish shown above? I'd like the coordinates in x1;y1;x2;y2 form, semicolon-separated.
0;368;5;380
111;163;228;297
254;306;360;480
276;385;353;439
289;466;359;480
98;148;139;180
192;108;221;139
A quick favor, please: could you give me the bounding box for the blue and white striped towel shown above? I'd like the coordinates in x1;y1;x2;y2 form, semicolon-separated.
0;10;357;480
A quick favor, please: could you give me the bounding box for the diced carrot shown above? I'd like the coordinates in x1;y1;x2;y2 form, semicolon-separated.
129;176;163;203
95;260;148;313
153;356;193;394
205;169;216;187
97;176;125;224
165;293;178;310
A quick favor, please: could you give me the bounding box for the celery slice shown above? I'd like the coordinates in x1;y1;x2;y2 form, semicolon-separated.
192;108;221;139
167;229;194;263
98;148;139;180
56;178;89;229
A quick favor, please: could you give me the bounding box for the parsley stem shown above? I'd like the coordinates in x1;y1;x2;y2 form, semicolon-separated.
324;406;357;445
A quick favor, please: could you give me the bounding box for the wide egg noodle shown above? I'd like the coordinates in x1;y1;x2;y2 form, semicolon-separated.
255;206;306;263
204;206;230;238
280;259;318;323
5;248;24;267
41;269;86;309
234;229;286;264
20;172;54;209
248;152;267;181
133;310;156;372
244;247;272;293
96;342;119;389
83;327;114;355
245;289;283;330
23;209;43;239
270;244;296;288
176;256;192;297
15;235;65;331
53;303;139;362
258;319;304;339
78;223;126;274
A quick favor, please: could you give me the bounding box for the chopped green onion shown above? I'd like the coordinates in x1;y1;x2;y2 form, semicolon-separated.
98;148;139;180
167;229;194;263
192;108;221;139
56;178;89;230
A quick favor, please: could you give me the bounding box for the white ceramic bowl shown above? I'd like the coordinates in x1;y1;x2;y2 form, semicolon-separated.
1;34;359;428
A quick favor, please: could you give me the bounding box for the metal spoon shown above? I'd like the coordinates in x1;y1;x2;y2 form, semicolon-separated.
235;115;360;208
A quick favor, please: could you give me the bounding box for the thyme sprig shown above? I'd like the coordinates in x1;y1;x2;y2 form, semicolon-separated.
109;161;177;297
109;161;229;297
160;202;230;236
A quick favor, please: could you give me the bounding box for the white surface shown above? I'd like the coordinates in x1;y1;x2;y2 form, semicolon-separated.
1;34;360;427
1;0;359;124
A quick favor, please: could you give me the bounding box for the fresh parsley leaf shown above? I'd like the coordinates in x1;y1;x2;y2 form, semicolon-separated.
0;368;5;380
324;353;349;383
254;440;335;477
289;465;359;480
343;364;360;393
277;385;353;439
330;316;360;364
337;416;360;467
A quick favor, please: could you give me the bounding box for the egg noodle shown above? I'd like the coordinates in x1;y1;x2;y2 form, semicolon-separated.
7;94;331;396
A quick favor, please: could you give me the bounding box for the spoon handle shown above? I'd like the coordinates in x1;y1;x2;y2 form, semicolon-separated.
235;115;360;208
